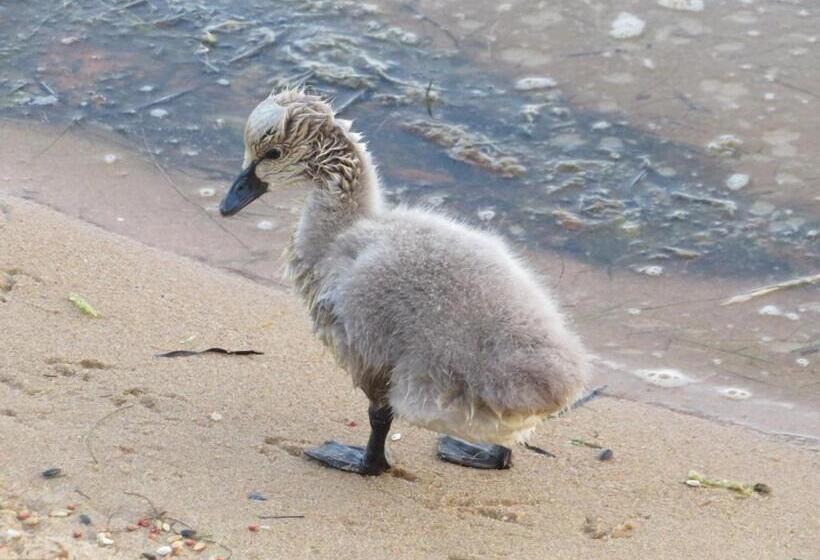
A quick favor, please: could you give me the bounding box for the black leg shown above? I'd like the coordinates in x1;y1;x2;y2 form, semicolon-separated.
304;405;393;475
437;436;512;470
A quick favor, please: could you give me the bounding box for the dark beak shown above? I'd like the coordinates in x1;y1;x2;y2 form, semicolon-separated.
219;163;268;217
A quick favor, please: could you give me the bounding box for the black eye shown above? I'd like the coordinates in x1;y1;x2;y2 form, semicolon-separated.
264;148;282;160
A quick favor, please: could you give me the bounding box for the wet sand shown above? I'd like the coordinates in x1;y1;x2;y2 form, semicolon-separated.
2;195;819;559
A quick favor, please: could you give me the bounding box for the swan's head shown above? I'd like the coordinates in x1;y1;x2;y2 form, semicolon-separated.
220;88;340;216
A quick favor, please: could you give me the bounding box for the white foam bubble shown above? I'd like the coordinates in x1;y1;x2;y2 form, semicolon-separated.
610;13;645;39
719;387;752;400
477;209;496;221
514;77;557;91
198;187;216;198
657;0;704;11
103;153;119;164
725;173;750;191
758;304;782;316
256;220;275;231
633;368;695;388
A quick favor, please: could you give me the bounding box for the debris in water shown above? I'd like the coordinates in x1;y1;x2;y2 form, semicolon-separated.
671;191;736;216
685;470;769;497
657;0;704;11
719;387;752;400
609;13;645;39
706;134;743;157
725;173;750;191
636;265;664;277
722;274;820;305
68;294;99;317
514;77;557;91
633;368;694;388
156;348;264;358
402;120;526;177
149;108;169;119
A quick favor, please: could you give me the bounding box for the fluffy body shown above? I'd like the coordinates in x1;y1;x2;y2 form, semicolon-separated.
245;89;589;445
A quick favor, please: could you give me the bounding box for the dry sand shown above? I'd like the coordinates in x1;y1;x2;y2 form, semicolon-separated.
1;196;818;559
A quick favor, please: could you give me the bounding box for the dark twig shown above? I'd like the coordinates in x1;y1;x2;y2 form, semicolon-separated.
86;404;136;464
523;443;556;458
135;87;196;111
257;514;305;520
425;79;434;118
571;385;608;410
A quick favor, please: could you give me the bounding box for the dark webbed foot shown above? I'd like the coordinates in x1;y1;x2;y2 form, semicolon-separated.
437;436;512;470
304;441;389;475
304;404;393;476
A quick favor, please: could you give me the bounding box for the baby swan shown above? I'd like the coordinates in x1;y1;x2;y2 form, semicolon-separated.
220;89;589;475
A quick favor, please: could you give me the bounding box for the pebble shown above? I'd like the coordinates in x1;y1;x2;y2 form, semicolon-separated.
79;514;92;525
168;535;182;543
97;532;114;546
42;467;62;479
73;530;82;539
49;509;71;517
142;554;157;560
192;542;206;551
180;529;197;539
156;545;172;557
22;515;40;527
514;76;557;91
609;13;645;39
3;529;22;540
390;433;402;441
209;412;223;421
685;479;701;487
248;524;258;532
127;524;138;531
597;448;614;461
150;108;169;119
725;173;750;191
17;510;31;521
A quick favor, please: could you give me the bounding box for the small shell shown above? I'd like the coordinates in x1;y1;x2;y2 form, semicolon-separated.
49;509;71;517
685;479;701;487
192;542;206;551
390;433;402;442
167;535;182;543
156;545;172;557
97;532;114;546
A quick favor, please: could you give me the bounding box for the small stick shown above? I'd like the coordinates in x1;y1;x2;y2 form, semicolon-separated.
523;443;556;458
257;514;305;520
335;89;367;115
135;87;196;111
39;81;58;98
721;273;820;306
85;404;135;464
571;385;608;410
425;79;434;118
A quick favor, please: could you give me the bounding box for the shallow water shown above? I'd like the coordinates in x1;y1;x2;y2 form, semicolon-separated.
1;0;817;440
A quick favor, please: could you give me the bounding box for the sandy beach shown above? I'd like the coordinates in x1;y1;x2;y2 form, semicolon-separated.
2;194;818;559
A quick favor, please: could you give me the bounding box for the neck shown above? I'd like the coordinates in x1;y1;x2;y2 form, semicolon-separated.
289;127;382;269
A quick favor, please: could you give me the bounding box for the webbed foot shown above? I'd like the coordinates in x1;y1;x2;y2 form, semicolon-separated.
304;440;390;475
437;436;512;470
